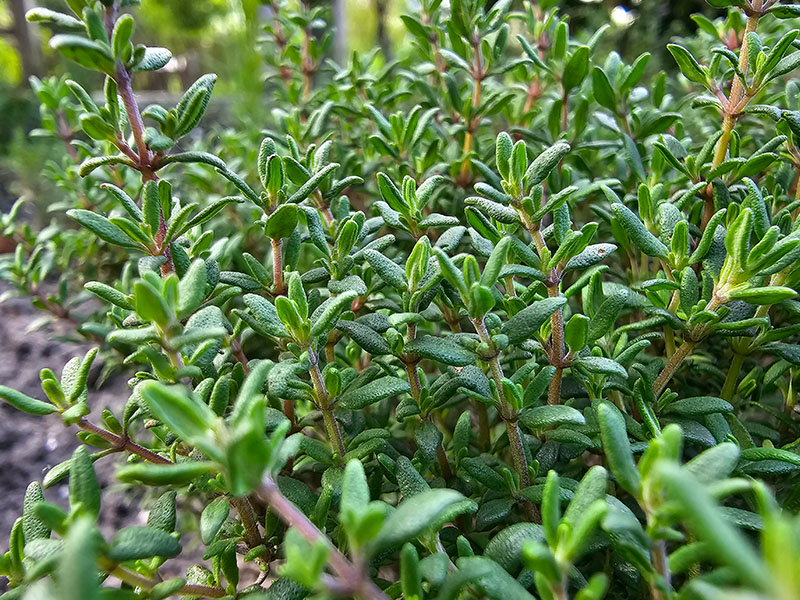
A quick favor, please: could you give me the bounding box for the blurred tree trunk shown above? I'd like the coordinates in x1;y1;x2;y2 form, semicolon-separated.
375;0;392;61
332;0;347;64
9;0;41;80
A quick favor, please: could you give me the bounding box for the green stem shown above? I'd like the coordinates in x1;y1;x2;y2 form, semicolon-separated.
472;318;535;509
405;323;452;479
721;353;745;403
308;346;346;458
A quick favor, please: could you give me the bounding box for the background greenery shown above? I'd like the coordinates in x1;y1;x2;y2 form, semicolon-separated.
0;0;717;196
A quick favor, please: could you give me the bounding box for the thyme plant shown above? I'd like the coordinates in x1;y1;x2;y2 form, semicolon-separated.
3;0;800;598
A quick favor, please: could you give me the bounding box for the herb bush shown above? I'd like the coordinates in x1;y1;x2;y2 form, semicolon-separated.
3;0;800;598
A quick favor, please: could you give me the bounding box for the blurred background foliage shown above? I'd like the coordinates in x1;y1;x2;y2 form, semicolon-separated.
0;0;716;208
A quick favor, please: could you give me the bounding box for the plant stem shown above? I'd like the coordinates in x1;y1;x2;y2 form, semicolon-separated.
114;64;151;170
652;340;696;397
77;418;170;465
706;3;761;228
472;318;535;512
551;579;568;600
258;477;391;600
459;38;483;183
405;323;452;479
230;496;262;550
721;353;745;403
101;557;226;598
547;285;565;405
271;237;284;295
308;346;346;458
476;402;490;450
649;540;671;600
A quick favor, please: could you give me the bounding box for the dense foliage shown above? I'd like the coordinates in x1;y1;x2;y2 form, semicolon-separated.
3;0;800;598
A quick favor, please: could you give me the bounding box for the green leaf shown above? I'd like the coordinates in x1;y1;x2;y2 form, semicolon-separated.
727;286;797;305
667;43;708;84
200;497;229;544
404;335;477;366
23;482;50;543
372;489;474;551
587;288;628;342
685;442;740;483
501;297;566;345
177;259;207;318
541;471;560;546
592;67;616;111
266;204;299;239
520;405;585;430
597;402;641;497
69;446;100;518
58;517;100;600
310;290;358;337
564;46;590;91
610;203;668;257
623;134;645;181
656;463;768;589
0;386;57;415
665;396;733;416
524;142;571;187
484;523;545;574
287;163;339;204
108;526;181;561
481;237;511;288
364;249;408;290
132;47;173;71
140;382;218;457
573;356;627;378
174;74;217;137
49;34;114;73
26;8;84;30
243;294;289;338
117;461;216;486
111;14;134;61
67;209;141;249
339;376;410;409
147;491;177;533
134;280;171;326
563;466;608;526
496;132;513;180
335;320;391;355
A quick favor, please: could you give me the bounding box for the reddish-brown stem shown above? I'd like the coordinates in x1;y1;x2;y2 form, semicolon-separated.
652;340;696;397
649;541;671;600
272;237;284;295
547;285;565;405
258;478;390;600
459;38;484;183
705;2;762;229
231;496;262;550
102;560;226;598
77;417;170;464
231;337;251;373
114;64;151;169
